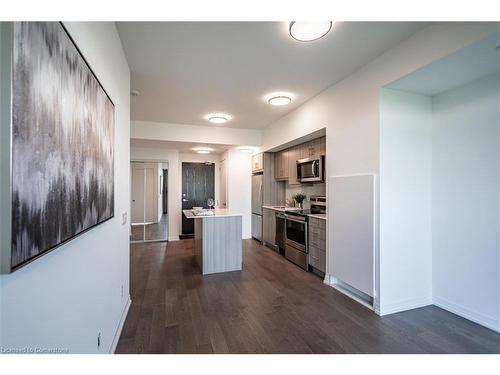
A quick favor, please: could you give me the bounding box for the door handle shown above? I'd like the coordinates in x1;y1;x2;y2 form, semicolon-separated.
182;198;188;202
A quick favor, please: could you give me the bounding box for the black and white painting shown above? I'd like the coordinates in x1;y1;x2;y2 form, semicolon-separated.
11;22;115;269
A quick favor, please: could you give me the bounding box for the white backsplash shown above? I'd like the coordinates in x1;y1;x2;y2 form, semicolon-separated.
285;183;326;208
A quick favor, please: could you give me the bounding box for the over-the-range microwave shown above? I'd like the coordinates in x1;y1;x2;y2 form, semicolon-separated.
297;156;324;183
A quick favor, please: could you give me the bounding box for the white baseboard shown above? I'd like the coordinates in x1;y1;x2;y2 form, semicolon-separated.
433;295;500;333
378;295;433;316
168;236;179;241
110;296;131;354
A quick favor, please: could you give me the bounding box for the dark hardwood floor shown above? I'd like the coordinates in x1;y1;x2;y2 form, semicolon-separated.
116;239;500;354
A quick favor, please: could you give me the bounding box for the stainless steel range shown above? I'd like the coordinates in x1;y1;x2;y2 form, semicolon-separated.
284;196;326;270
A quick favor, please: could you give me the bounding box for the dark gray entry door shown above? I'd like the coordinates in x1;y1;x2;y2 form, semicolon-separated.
181;162;215;236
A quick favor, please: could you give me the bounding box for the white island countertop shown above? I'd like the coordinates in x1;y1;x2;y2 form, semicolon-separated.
183;208;242;219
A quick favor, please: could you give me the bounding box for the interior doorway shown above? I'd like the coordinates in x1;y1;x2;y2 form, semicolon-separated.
130;161;169;243
181;162;215;238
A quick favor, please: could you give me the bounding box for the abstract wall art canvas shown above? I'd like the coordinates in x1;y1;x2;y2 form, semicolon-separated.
11;22;115;269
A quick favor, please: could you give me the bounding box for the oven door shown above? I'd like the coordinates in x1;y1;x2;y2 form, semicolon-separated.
297;157;323;182
285;215;307;252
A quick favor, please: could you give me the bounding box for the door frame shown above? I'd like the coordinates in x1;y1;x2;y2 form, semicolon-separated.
130;159;169;244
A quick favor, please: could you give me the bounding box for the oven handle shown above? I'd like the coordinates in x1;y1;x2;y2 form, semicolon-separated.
285;216;307;224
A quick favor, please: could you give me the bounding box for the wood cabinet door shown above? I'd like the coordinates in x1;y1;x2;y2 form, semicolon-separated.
262;208;276;245
318;136;326;156
275;150;289;180
274;152;281;179
288;146;301;185
300;141;312;159
252;153;263;172
281;149;289;179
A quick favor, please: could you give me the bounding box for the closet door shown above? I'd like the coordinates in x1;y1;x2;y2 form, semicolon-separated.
130;163;146;241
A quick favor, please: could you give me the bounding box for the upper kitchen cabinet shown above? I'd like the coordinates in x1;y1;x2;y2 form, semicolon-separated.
288;145;301;185
274;149;289;181
300;137;326;160
252;153;264;173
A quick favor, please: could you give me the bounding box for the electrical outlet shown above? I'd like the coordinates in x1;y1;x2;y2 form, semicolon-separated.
122;212;127;225
97;332;101;349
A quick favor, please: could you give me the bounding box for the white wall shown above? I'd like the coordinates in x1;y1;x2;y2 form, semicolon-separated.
379;88;433;314
225;149;252;239
0;22;130;353
432;73;500;332
260;22;498;309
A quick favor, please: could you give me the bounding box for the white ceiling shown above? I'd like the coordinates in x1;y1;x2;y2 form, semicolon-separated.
117;22;429;129
386;31;500;96
130;139;233;154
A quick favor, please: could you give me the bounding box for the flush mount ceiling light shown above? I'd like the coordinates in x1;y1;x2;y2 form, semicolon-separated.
237;146;255;154
205;113;231;124
264;92;294;107
289;21;333;42
193;147;214;154
268;95;292;106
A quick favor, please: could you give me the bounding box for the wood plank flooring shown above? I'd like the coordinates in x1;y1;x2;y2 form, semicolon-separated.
116;239;500;354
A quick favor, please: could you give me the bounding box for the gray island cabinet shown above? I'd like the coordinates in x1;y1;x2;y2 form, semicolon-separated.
182;209;242;275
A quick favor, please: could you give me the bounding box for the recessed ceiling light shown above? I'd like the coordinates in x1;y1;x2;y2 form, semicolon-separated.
196;150;210;154
268;95;292;106
289;21;333;42
130;89;141;96
205;113;231;124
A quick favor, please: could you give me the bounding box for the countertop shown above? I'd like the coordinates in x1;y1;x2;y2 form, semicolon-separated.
261;205;302;212
183;208;242;219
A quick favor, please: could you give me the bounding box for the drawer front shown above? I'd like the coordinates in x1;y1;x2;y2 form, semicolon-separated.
309;236;324;250
309;244;325;272
309;217;326;229
309;245;320;268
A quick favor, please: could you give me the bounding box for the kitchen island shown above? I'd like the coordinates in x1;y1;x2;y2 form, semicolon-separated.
182;209;242;275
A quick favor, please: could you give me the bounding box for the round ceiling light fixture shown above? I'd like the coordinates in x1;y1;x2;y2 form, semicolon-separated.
237;146;255;154
130;89;141;96
205;113;231;124
268;95;292;106
192;147;214;154
289;21;333;42
264;92;294;107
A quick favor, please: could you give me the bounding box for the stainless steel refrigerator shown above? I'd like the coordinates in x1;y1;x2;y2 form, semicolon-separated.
251;173;263;241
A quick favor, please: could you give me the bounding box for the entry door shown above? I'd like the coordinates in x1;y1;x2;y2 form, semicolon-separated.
181;162;215;236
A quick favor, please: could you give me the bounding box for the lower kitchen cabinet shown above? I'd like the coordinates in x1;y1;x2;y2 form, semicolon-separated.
262;207;276;248
308;217;326;273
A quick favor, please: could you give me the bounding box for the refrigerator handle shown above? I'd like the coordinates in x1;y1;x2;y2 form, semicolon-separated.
259;180;263;205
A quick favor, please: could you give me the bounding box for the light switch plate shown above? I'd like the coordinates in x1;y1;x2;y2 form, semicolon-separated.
122;212;127;225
